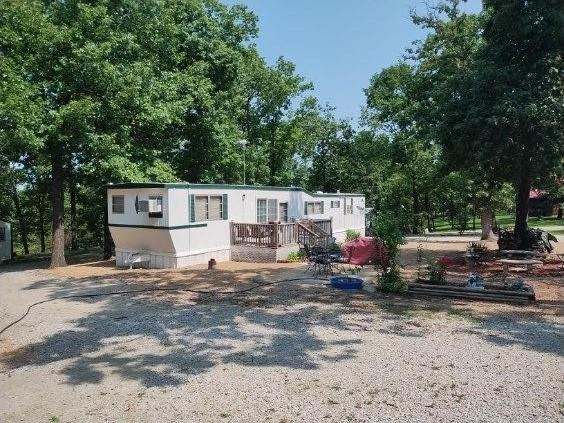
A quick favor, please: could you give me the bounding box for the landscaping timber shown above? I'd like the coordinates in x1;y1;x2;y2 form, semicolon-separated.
408;282;535;303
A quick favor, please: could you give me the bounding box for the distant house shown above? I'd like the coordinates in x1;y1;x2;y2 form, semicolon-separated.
529;189;553;217
0;221;12;263
107;183;367;268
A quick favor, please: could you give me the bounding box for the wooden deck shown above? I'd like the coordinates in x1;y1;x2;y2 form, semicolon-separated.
230;219;332;248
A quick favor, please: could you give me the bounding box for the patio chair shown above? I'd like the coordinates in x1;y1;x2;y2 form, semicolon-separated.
307;245;341;276
303;244;319;273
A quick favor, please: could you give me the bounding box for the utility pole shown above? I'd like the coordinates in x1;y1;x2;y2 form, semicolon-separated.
238;139;248;185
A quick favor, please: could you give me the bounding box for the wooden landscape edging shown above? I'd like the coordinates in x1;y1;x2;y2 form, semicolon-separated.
408;282;535;303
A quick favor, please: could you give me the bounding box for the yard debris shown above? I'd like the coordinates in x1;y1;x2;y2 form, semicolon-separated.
466;273;485;289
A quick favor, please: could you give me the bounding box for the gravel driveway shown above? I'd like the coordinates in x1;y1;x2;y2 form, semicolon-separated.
0;261;562;422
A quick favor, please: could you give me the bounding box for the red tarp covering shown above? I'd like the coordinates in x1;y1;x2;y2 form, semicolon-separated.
343;236;388;266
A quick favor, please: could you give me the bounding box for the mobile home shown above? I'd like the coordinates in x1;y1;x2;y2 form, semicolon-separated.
0;221;12;263
107;183;366;268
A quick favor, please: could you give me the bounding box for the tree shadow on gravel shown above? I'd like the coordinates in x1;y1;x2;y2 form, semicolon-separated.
455;313;563;357
1;266;370;387
2;264;562;388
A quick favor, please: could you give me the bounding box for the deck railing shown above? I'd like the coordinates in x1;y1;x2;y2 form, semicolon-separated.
298;218;332;237
231;219;332;248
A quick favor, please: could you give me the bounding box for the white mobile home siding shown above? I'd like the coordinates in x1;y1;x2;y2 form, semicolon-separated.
107;183;365;268
0;221;11;262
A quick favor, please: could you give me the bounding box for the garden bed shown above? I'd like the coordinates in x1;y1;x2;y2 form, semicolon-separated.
408;282;535;303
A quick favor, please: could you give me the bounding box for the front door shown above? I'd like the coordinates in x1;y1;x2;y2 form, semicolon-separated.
279;202;288;222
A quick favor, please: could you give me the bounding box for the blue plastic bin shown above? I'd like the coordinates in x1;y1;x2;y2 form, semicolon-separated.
330;275;363;290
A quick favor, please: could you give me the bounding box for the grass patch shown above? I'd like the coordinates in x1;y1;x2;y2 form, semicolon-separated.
432;214;564;234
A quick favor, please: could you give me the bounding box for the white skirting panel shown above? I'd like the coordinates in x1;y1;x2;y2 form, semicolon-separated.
115;248;231;269
175;248;231;268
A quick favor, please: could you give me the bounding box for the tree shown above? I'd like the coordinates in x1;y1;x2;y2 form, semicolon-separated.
417;0;563;245
0;0;262;266
364;63;442;234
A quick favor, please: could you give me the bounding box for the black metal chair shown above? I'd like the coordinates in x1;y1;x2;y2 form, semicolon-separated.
302;244;318;273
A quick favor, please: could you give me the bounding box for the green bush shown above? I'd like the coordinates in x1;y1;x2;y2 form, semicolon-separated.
372;211;407;293
287;250;305;262
377;267;407;293
427;260;446;285
345;229;361;241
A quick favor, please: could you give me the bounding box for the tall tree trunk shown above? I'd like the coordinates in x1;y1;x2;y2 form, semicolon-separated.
514;173;531;248
424;192;432;232
12;187;29;255
411;179;420;234
472;194;477;230
69;179;78;251
37;194;46;253
480;205;495;240
50;152;66;267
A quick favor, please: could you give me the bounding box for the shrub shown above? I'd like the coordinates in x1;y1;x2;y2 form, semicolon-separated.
345;229;361;241
287;250;305;262
467;241;488;253
347;266;362;275
427;260;446;285
372;211;407;293
377;267;407;293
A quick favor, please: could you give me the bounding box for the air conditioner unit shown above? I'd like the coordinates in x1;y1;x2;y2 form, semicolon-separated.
148;199;160;213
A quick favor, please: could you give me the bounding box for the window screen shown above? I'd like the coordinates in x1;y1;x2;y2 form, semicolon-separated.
279;202;288;222
305;201;323;215
345;198;353;214
267;199;277;222
193;194;226;222
209;196;223;220
0;227;5;242
112;195;124;214
257;199;267;223
306;202;314;215
330;200;340;208
195;196;208;221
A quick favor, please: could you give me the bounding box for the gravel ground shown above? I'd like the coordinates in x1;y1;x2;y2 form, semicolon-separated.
0;253;562;422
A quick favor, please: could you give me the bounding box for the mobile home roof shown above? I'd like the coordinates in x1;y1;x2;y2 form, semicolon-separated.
106;182;364;198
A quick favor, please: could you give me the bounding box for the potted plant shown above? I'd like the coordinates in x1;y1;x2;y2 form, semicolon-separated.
465;241;488;267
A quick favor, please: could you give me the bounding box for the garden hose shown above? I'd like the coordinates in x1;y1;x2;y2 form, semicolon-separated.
0;276;329;336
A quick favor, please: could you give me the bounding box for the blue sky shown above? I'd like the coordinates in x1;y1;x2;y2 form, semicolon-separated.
225;0;482;121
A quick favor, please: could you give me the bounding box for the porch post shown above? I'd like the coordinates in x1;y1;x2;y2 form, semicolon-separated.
272;222;279;247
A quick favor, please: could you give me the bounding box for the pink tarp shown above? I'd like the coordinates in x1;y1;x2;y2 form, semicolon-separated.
343;236;388;266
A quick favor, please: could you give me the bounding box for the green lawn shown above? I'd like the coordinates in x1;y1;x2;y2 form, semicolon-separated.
431;214;564;234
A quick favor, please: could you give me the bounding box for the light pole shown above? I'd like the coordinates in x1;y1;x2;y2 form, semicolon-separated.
238;139;248;185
